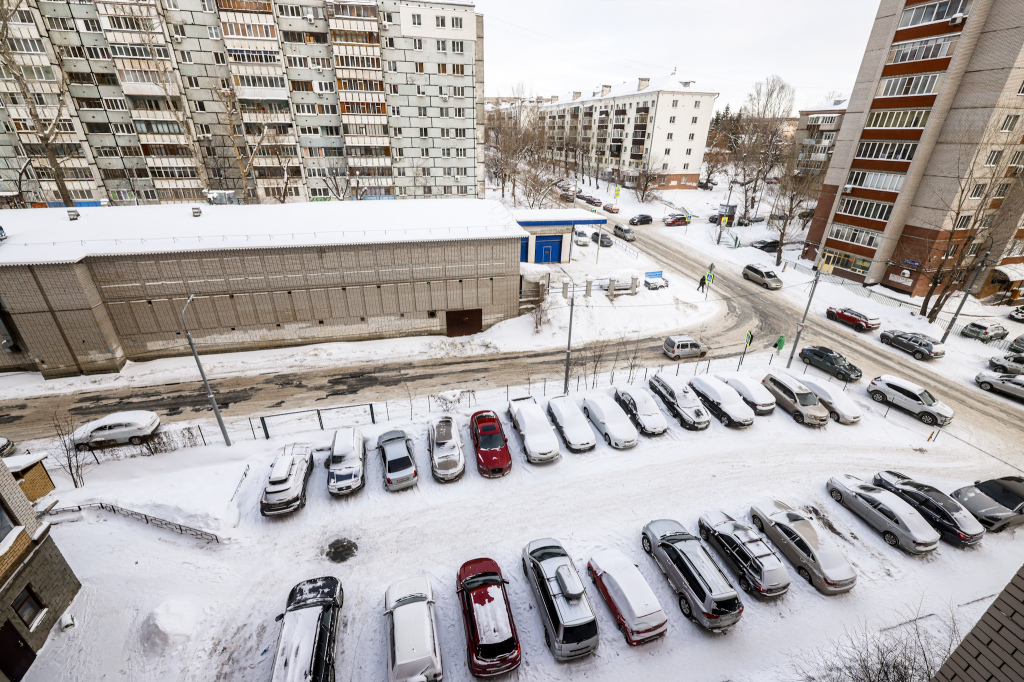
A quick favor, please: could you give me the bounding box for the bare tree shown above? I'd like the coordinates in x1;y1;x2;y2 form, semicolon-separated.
51;410;92;488
768;154;819;266
701;128;730;186
216;86;271;203
623;333;644;383
731;75;796;219
632;152;665;203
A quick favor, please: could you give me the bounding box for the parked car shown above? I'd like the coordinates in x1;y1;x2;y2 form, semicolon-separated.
798;346;863;382
868;375;954;426
798;208;815;219
644;275;669;290
585;196;603;207
741;264;783;290
708;214;721;223
614;387;669;436
797;375;862;424
951;477;1024;532
470;411;512;477
880;330;945;360
697;179;718;190
560;192;575;202
640;519;743;632
270;577;342;682
975;371;1024;400
826;474;941;553
591;231;613;247
749;500;857;595
427;416;465;482
689;376;755;428
582;394;639;448
989;353;1024;375
1011;334;1024;353
734;217;752;227
508;397;560;464
613;224;637;241
546;396;597;452
261;445;314;516
457;558;521;677
521;538;600;660
698;511;791;598
629;214;653;226
649;373;711;429
662;334;708;360
575;190;586;198
872;471;986;547
573;229;590;246
386;577;444;682
761;370;830;426
715;373;776;415
325;427;366;495
961;319;1009;341
749;239;780;253
603;203;620;213
0;437;13;458
1009;306;1024;323
379;430;418;491
72;410;160;451
587;546;667;645
663;214;689;226
826;306;880;332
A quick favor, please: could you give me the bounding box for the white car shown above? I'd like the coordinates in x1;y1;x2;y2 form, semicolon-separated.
586;546;668;645
582;394;639;449
508;397;560;463
614;387;669;436
546;396;597;452
385;577;443;682
975;371;1024;400
988;353;1024;375
427;416;466;482
644;276;669;290
325;427;366;495
260;445;314;517
868;375;954;426
648;374;711;430
715;373;776;415
72;410;160;451
689;376;755;428
798;376;862;424
573;229;590;246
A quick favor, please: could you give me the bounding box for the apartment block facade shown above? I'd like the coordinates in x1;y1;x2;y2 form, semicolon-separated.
803;0;1024;300
540;76;718;190
791;98;848;177
0;0;483;207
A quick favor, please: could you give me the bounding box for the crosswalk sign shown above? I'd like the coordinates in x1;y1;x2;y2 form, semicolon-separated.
745;331;753;347
705;272;714;285
614;186;621;198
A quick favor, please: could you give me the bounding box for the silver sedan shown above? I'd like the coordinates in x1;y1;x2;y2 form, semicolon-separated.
826;474;940;554
749;500;857;595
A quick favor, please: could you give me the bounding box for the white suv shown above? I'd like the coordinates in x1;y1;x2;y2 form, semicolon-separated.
867;375;954;426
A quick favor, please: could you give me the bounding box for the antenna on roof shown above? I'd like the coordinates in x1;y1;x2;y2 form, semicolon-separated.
671;66;676;75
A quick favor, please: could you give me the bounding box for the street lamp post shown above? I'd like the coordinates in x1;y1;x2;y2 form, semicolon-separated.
560;267;576;395
941;237;994;343
786;267;821;369
181;295;232;446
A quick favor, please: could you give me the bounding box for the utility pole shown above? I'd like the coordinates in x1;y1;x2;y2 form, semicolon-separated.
560;268;576;394
941;243;992;343
181;295;232;446
786;268;821;369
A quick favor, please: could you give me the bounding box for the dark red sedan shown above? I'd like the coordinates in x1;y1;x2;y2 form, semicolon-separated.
457;558;522;677
470;411;512;477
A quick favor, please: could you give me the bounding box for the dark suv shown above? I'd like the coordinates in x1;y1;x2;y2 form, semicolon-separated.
270;577;343;682
880;330;945;360
872;471;985;547
629;214;653;226
798;346;862;381
698;512;791;598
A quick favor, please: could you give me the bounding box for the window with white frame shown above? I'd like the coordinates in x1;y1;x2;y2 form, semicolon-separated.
986;150;1003;166
970;183;987;198
453;41;464;53
411;13;421;25
995;183;1010;198
436;15;445;27
208;26;221;39
899;0;971;29
837;197;894;221
855;140;917;161
436;40;446;51
453;16;462;29
828;223;882;248
878;73;940;97
955;215;971;229
1002;115;1020;132
887;34;959;64
847;170;906;192
865;109;930;128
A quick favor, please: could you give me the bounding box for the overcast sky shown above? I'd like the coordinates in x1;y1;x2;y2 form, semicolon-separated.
472;0;881;113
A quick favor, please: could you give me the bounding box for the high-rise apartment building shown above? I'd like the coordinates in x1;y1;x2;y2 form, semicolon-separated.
803;0;1024;300
540;76;718;190
0;0;483;207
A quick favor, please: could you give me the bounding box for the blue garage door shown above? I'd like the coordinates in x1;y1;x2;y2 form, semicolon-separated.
521;237;529;262
534;235;562;263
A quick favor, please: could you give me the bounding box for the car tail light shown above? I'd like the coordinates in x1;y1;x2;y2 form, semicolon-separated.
957;531;970;541
823;577;836;587
413;470;417;478
757;583;766;593
702;611;718;620
913;540;932;546
386;477;392;484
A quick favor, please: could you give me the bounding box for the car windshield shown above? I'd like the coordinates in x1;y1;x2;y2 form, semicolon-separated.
478;637;517;660
832;355;850;368
764;271;778;279
434;420;453;443
478;431;505;449
796;391;819;406
462;573;502;591
394;594;427;609
922;489;960;513
562;620;598;644
330;454;347;465
918;390;936;406
977;480;1024;509
386;455;413;473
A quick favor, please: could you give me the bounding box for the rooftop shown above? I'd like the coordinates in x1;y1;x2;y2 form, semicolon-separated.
802;98;848;113
513;208;607;225
542;74;719;107
0;199;527;266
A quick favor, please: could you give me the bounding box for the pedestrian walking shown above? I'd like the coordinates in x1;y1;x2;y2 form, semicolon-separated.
698;275;706;292
775;335;785;355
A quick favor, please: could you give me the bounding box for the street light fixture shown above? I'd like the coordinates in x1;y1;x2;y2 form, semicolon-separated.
181;295;232;446
559;267;576;395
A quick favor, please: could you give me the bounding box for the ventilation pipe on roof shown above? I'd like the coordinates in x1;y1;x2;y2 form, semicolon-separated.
601;84;611;96
572;91;581;100
637;77;650;91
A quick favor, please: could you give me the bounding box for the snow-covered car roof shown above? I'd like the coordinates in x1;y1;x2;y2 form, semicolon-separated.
470;583;513;645
584;394;633;429
690;376;746;408
331;427;361;458
547;396;597;448
755;501;854;579
271;604;322;682
617;387;661;417
78;410;158;431
798;376;861;417
590;547;664;628
715;373;775;404
875;374;926;393
511;400;558;450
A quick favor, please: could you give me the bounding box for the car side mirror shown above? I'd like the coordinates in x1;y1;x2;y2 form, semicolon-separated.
323;458;330;468
503;579;510;585
275;613;285;622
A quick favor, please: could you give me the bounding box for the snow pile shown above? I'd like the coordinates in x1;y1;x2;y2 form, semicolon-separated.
139;600;200;659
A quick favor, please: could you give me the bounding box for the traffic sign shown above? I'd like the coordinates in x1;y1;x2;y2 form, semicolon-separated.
614;186;621;198
745;331;753;347
720;216;729;226
708;263;716;272
705;272;714;285
645;271;663;279
797;323;805;334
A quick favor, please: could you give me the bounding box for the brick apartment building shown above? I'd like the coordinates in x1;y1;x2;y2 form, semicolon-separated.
802;0;1024;302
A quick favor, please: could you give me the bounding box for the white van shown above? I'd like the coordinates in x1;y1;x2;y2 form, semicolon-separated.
663;335;708;360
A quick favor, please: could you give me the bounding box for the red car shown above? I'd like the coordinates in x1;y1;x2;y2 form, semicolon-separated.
826;306;880;332
457;558;522;677
470;411;512;477
663;214;690;226
603;203;620;213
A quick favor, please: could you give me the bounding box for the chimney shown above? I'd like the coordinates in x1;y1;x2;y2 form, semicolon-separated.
601;84;611;96
572;91;581;100
551;95;558;102
637;77;650;91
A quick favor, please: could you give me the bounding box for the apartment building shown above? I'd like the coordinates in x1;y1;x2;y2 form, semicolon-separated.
803;0;1024;300
0;0;483;207
540;76;718;190
791;98;848;177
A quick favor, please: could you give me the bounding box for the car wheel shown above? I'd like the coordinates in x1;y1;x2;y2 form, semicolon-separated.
826;311;836;321
802;356;810;365
583;407;590;418
642;535;652;554
75;443;91;452
738;576;751;593
881;336;891;345
919;412;937;426
913;350;925;360
604;433;612;446
587;566;596;584
763;282;770;289
855;324;866;332
830;411;841;422
522;559;529;577
798;567;812;584
751;515;764;531
300;491;307;508
837;372;849;382
699;526;708;541
678;596;692;618
980;381;993;391
830;489;843;503
544;629;551;649
720;414;731;427
617;623;628;642
993;366;1007;373
672;354;681;361
870;391;887;403
793;412;804;424
883;531;899;547
129;436;144;445
742;272;749;280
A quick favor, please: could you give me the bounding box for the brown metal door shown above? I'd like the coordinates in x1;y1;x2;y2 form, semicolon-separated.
445;309;482;337
0;620;35;682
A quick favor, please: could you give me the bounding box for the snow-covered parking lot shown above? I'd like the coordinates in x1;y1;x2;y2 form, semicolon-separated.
27;369;1024;682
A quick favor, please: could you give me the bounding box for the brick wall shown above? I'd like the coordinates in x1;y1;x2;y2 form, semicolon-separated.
13;464;55;504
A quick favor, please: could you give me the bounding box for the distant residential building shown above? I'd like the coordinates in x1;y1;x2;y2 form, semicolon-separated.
540;76;718;190
802;0;1024;301
791;98;847;177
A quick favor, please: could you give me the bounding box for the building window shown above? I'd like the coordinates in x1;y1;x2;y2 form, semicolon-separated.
966;242;981;257
944;243;958;258
453;40;464;53
413;38;422;50
995;183;1010;198
671;99;678;108
691;116;698;124
865;109;930;129
179;51;193;64
970;183;987;198
453;16;462;29
986;150;1003;166
452;64;465;75
419;127;428;137
828;224;881;248
411;13;421;25
208;26;221;39
694;101;700;109
81;18;101;32
683;163;689;170
1019;81;1024;95
899;0;971;29
421;148;429;157
847;170;906;192
888;34;959;64
185;76;200;88
821;247;872;274
669;116;675;124
665;133;673;141
438;63;447;74
214;52;227;64
415;62;424;73
855;140;917;161
955;215;971;230
837;197;894;221
879;73;940;98
688;133;695;140
12;586;43;629
1002;115;1020;132
436;40;446;51
685;148;692;155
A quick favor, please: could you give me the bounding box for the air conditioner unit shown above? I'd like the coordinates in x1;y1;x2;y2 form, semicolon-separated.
440;94;449;101
197;134;212;140
949;12;964;25
305;15;315;23
316;92;325;98
843;184;854;193
172;35;182;43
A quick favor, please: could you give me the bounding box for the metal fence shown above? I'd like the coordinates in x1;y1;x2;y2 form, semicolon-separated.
249;402;377;440
47;503;220;543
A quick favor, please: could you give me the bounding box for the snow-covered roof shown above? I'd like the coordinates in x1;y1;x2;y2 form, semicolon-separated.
2;452;46;473
802;98;848;113
0;199;527;266
513;208;607;225
995;263;1024;281
542;74;718;108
